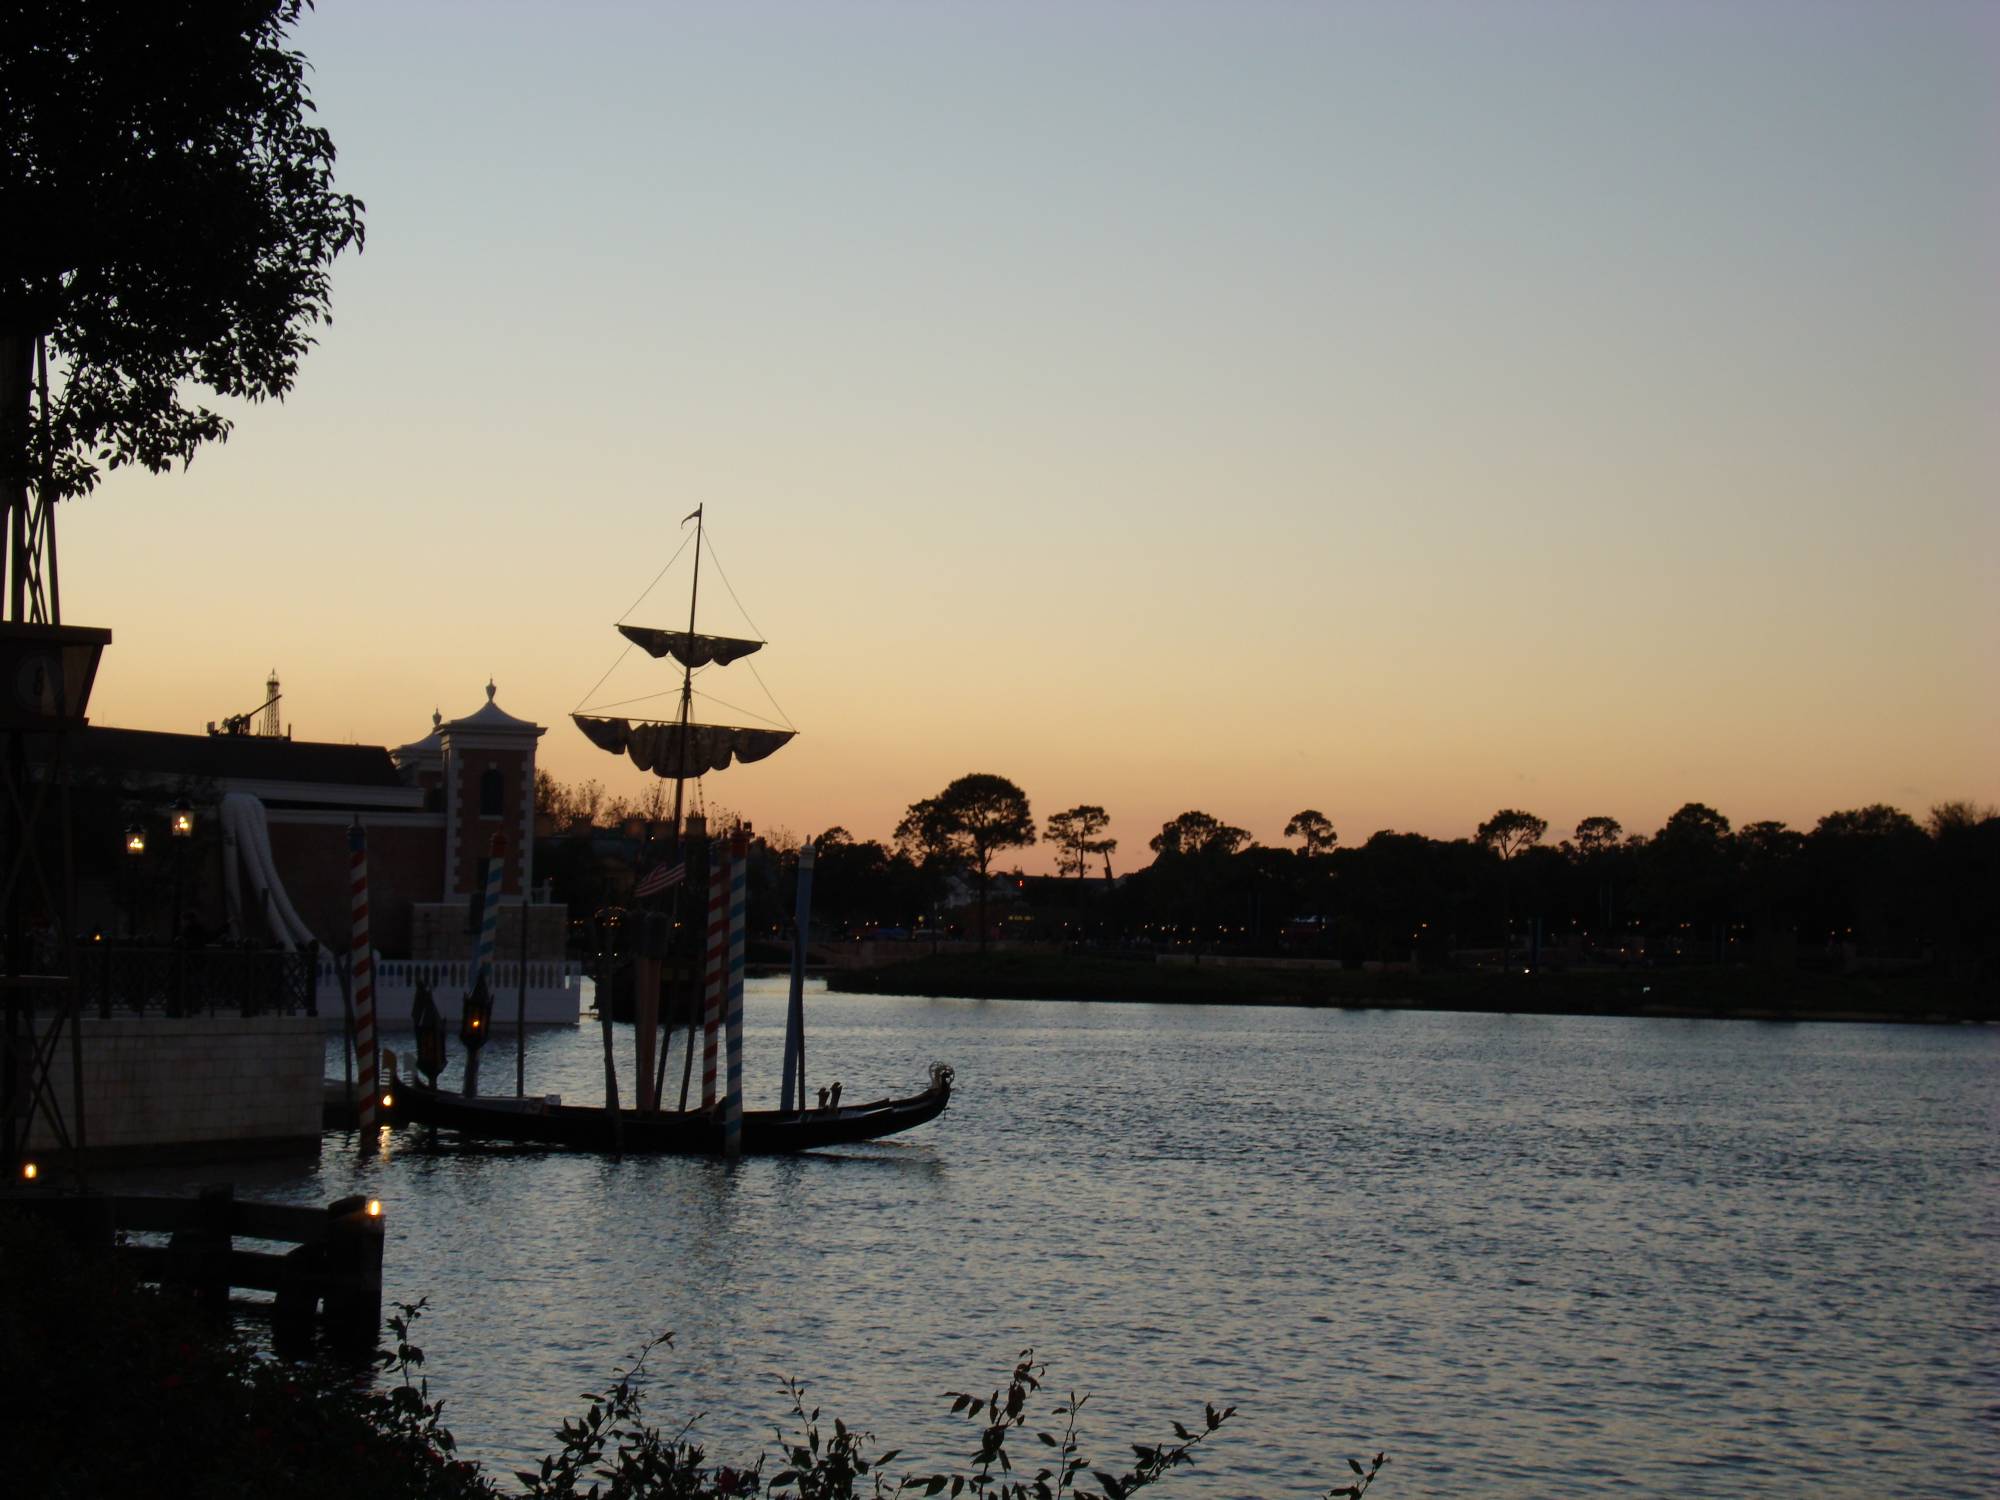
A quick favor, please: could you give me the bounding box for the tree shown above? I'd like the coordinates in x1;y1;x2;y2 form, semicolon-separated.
901;774;1035;949
2;1;365;613
1475;809;1547;862
1284;809;1338;858
1572;816;1623;856
1148;810;1251;860
1045;804;1115;880
1475;809;1546;957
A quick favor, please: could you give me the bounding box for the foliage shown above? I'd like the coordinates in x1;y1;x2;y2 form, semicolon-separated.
2;0;365;499
900;775;1036;949
1472;810;1546;862
1044;805;1116;881
1146;811;1250;861
1284;810;1338;858
1571;817;1622;856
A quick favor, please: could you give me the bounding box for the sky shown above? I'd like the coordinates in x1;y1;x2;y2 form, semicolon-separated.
62;0;1998;870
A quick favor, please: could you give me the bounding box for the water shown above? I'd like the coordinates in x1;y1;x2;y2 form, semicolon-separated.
116;981;1998;1497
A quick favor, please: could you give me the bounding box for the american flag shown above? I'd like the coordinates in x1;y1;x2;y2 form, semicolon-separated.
634;859;686;900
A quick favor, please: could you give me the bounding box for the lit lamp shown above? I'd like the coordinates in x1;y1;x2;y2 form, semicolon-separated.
459;971;494;1096
170;799;195;839
124;824;146;856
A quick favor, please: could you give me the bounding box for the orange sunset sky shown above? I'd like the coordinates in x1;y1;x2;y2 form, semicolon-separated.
60;1;1998;871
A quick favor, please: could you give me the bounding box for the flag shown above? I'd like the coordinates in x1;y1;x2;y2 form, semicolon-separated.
634;859;686;900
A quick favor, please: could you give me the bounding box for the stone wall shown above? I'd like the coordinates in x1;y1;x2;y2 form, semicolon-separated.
22;1015;323;1157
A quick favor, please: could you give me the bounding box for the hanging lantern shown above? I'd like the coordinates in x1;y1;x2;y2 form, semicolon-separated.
411;980;446;1087
460;970;494;1049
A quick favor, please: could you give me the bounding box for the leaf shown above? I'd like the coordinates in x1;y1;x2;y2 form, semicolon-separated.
1350;1457;1365;1475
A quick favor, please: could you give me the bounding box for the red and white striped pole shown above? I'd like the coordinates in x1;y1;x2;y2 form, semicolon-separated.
701;842;727;1107
348;818;377;1130
723;832;747;1157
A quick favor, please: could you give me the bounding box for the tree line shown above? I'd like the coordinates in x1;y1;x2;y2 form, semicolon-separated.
533;771;1996;977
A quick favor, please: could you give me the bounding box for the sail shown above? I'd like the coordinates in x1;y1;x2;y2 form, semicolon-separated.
617;626;765;671
573;714;794;775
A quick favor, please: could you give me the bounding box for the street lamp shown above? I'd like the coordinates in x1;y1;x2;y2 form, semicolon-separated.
170;799;195;839
122;824;146;939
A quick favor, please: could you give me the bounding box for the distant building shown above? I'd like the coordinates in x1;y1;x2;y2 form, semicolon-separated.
72;681;558;960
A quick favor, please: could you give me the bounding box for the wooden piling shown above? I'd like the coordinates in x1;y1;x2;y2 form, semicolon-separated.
322;1193;383;1357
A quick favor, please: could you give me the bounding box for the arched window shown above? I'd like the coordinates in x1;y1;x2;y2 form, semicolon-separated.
479;765;503;817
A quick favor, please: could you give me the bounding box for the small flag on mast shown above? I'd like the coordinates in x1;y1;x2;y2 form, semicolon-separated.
633;859;686;900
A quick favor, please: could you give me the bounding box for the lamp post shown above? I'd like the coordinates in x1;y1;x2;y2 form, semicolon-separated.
169;800;195;1015
169;799;194;941
122;824;145;939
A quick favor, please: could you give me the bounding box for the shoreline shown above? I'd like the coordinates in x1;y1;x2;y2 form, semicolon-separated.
822;953;1994;1026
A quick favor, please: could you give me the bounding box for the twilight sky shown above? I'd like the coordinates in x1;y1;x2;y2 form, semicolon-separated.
64;0;1998;868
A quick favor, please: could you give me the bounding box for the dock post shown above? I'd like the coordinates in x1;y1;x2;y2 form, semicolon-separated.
168;1182;233;1313
322;1194;383;1358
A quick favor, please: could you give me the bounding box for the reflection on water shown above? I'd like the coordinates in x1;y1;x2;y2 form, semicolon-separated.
103;981;1998;1497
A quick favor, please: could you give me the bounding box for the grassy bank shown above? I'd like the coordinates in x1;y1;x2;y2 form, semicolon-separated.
824;952;1993;1024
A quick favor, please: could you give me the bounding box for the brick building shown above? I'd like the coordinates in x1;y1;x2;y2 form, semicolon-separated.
72;682;559;961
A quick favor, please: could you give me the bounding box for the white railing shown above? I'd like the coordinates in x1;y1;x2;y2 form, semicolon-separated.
315;957;584;1026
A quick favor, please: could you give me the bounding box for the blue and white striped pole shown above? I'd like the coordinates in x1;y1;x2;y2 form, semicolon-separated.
723;832;747;1157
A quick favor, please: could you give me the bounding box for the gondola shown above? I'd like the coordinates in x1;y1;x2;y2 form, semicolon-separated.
380;1062;952;1154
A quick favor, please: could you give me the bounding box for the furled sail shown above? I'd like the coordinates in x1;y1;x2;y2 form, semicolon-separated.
573;714;794;776
617;626;765;671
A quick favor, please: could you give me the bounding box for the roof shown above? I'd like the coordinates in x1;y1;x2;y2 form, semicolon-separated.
71;726;405;789
441;680;543;737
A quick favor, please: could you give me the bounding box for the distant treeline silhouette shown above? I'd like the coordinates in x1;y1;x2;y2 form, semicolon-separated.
534;773;1997;979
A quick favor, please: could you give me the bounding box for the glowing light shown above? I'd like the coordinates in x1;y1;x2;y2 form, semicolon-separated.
365;1199;382;1218
380;1092;394;1109
21;1162;37;1181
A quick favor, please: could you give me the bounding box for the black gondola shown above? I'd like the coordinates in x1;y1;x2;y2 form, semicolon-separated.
381;1062;952;1154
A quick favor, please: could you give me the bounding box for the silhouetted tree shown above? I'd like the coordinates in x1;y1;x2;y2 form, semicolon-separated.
1573;816;1623;856
1284;809;1338;858
2;0;365;597
1044;804;1115;881
1475;809;1546;957
1646;802;1735;948
901;774;1035;949
1148;811;1251;860
1806;804;1928;954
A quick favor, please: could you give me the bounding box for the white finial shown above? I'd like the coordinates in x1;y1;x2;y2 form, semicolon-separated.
486;679;496;703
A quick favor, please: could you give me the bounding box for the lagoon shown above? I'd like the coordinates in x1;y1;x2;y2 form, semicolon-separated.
114;981;1996;1497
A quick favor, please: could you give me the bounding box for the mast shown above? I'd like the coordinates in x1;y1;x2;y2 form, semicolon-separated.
671;505;704;845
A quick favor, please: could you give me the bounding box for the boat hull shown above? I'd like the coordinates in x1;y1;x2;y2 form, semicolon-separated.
381;1064;951;1154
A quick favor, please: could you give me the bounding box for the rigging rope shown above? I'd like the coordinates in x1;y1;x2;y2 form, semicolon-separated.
703;528;796;730
572;529;698;713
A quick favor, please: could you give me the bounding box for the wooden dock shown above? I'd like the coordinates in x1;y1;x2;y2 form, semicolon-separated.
0;1183;384;1356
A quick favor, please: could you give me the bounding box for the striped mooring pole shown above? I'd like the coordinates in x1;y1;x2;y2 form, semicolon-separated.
347;819;376;1130
723;831;747;1158
780;838;815;1112
701;844;726;1107
463;835;505;1098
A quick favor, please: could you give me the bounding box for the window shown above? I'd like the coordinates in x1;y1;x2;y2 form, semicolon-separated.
479;765;503;817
